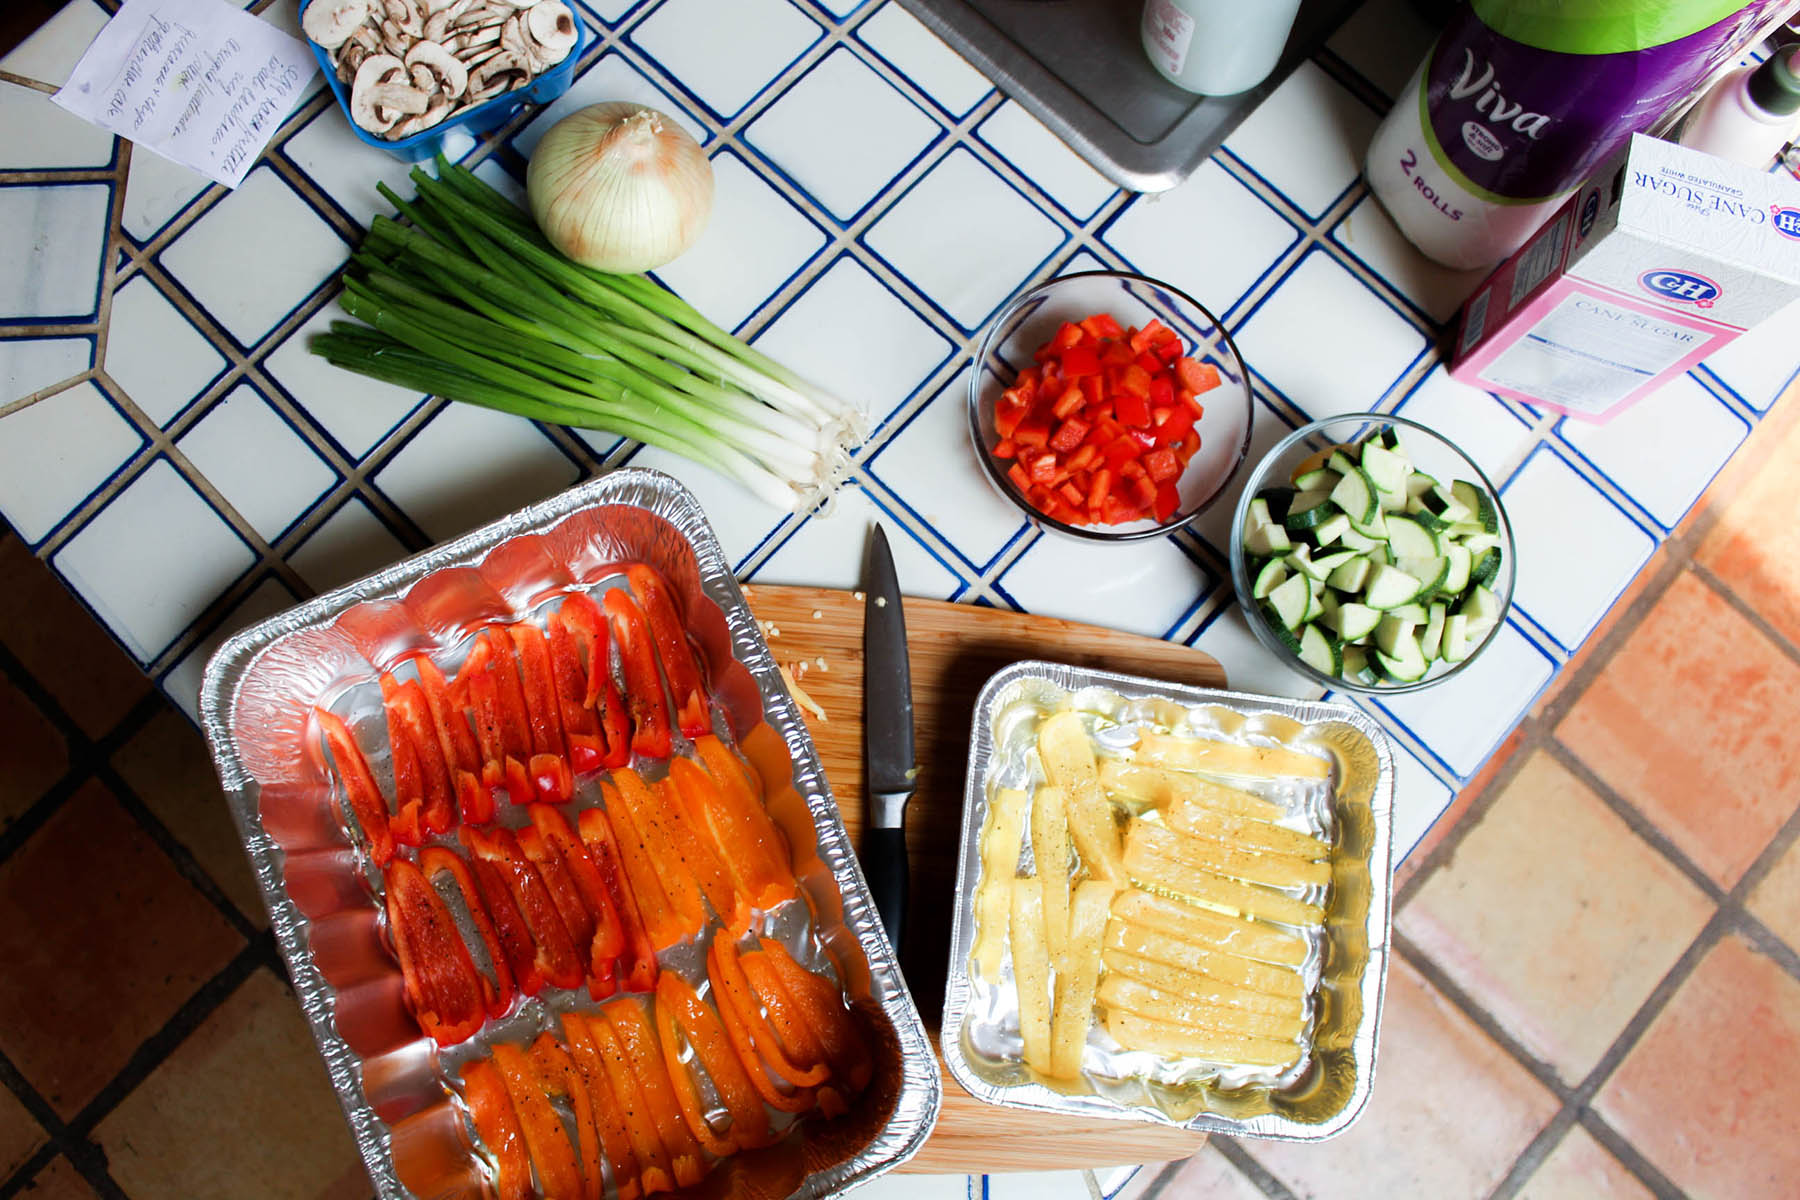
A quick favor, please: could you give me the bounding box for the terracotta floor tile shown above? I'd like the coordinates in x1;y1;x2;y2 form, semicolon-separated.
1699;409;1800;649
13;1157;100;1200
95;968;366;1200
0;782;242;1117
1595;933;1800;1199
0;1084;46;1179
0;537;148;737
1242;957;1559;1200
0;672;66;831
1556;571;1800;888
1746;837;1800;954
1517;1125;1654;1200
1144;1144;1264;1200
113;704;265;924
1399;750;1712;1084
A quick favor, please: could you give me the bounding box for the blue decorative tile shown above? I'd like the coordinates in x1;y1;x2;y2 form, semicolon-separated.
978;100;1120;223
262;297;427;461
987;1171;1093;1200
0;0;109;86
0;335;91;405
286;494;410;595
104;276;229;427
1393;363;1538;487
0;381;144;544
283;104;422;229
856;2;994;118
176;383;338;542
0;182;111;323
751;481;964;598
0;81;116;170
161;574;300;719
1192;604;1325;701
1222;61;1379;219
1372;620;1556;780
1188;395;1297;558
623;442;792;569
1697;296;1800;411
513;51;712;158
119;147;212;245
1332;192;1489;325
630;0;822;121
998;534;1215;640
373;404;581;543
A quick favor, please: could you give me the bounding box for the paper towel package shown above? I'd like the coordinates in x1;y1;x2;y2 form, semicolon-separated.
1448;134;1800;422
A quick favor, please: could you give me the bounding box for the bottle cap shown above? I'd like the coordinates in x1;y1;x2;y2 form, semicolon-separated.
1749;45;1800;116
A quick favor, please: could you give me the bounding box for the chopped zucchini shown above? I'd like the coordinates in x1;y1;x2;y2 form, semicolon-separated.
1265;573;1311;630
1328;467;1380;524
1385;515;1441;559
1452;480;1499;534
1311;512;1352;547
1326;554;1372;593
1297;623;1341;676
1364;564;1424;610
1252;558;1289;600
1284;490;1339;531
1332;602;1381;642
1420;603;1447;660
1292;467;1341;492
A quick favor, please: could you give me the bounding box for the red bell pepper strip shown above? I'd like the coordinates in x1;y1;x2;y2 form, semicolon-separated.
609;768;718;932
382;860;486;1045
529;805;628;998
559;1013;644;1200
624;564;711;740
710;936;829;1088
757;938;873;1094
545;609;605;774
665;756;793;912
413;655;491;825
574;805;659;990
705;940;817;1113
516;825;597;969
465;852;545;999
603;590;674;760
509;623;571;804
553;593;632;768
384;697;426;848
382;673;455;840
462;1059;532;1200
459;634;534;806
419;846;516;1018
528;1033;604;1200
583;1013;676;1196
491;1042;584;1200
605;1000;705;1188
461;826;585;992
653;970;772;1153
314;708;394;867
590;782;688;950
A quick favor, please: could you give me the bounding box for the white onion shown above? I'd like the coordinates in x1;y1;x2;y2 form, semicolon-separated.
526;102;714;273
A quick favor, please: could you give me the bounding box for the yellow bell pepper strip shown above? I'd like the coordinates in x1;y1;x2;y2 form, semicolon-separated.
314;708;394;867
583;1012;676;1195
573;803;659;990
419;846;515;1018
664;756;793;913
529;804;627;998
608;769;712;935
625;563;711;739
559;1013;643;1200
605;999;706;1188
461;1059;531;1200
461;826;585;993
382;860;485;1044
550;592;631;769
528;1033;604;1200
737;947;841;1117
491;1042;584;1200
412;654;491;825
604;589;674;759
755;938;872;1094
709;936;829;1088
653;970;771;1154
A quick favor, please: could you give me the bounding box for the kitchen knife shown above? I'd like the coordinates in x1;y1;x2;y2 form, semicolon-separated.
860;523;914;953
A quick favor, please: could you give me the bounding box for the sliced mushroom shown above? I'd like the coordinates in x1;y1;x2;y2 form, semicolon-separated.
336;40;370;83
495;0;543;8
351;53;425;133
450;23;502;55
467;52;525;101
453;3;504;28
382;0;425;37
406;38;469;99
423;0;477;43
349;23;382;52
390;91;454;139
302;0;372;49
523;1;575;66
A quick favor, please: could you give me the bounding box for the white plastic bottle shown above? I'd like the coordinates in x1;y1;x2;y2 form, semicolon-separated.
1365;0;1786;270
1140;0;1303;96
1678;44;1800;168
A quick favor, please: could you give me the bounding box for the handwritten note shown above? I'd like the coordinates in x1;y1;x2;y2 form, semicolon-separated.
53;0;317;189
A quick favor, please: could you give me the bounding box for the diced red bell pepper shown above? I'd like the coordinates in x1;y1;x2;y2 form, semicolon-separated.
1080;312;1125;340
412;655;490;825
314;709;394;867
1051;320;1085;351
603;590;673;761
1115;390;1151;428
1130;472;1158;511
1102;495;1143;525
383;859;486;1045
1100;339;1135;368
1153;404;1195;448
1102;435;1141;472
1064;442;1099;474
1175;356;1221;394
1048;417;1088;454
461;826;585;993
994;396;1027;440
1025;450;1058;486
1129;427;1158;452
1086;467;1113;514
1059;343;1101;378
1130;317;1169;355
1148;373;1175;409
575;805;661;988
1049;381;1085;421
1006;462;1031;492
625;564;711;741
462;1059;533;1200
420;846;515;1018
1119;363;1153;400
529;805;631;997
1058;481;1085;508
1154;482;1181;522
993;437;1016;459
1013;413;1050;448
1142;447;1182;484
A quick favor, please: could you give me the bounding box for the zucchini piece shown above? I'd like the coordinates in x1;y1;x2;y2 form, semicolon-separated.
1342;644;1378;686
1297;623;1341;676
1317;586;1341;624
1372;426;1406;453
1327;449;1360;477
1469;546;1503;590
1284;490;1339;531
1364;564;1424;610
1332;602;1381;642
1407;502;1455;533
1266;614;1305;657
1375;613;1418;658
1452;480;1499;534
1246;497;1274;529
1309;548;1361;574
1386;602;1428;625
1244;520;1292;557
1405;471;1440;500
1420;603;1447;661
1375;639;1430;683
1462;532;1504;556
1326;555;1372;593
1312;512;1353;547
1440;613;1472;663
1261;486;1299;525
1396;555;1450;598
1348;508;1390;539
1292;468;1341;493
1328;467;1380;524
1459;584;1501;630
1365;541;1391;567
1359;443;1411;497
1252;559;1289;600
1385;515;1442;559
1337;526;1381;553
1285;544;1325;581
1441;543;1472;596
1265;573;1311;630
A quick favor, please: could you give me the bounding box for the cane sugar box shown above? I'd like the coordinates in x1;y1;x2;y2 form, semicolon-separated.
1448;134;1800;423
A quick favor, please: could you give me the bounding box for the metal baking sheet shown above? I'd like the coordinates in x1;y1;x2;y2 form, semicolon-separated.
199;468;941;1198
940;660;1393;1140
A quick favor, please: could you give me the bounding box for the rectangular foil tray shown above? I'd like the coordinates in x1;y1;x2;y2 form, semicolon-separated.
198;468;941;1198
940;660;1394;1141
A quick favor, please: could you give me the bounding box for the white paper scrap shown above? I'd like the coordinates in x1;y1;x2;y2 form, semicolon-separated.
52;0;317;189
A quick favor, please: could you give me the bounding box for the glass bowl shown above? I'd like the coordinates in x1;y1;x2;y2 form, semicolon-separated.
966;270;1254;543
1228;413;1516;695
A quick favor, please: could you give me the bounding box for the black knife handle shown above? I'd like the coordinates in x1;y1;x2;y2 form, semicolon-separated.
862;826;908;954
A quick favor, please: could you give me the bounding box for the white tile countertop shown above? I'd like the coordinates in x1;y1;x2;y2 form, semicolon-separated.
2;0;1798;1191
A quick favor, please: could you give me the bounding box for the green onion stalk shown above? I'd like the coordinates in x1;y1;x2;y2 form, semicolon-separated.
308;158;865;512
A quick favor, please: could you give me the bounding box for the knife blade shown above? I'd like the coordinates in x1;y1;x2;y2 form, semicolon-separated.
860;523;914;953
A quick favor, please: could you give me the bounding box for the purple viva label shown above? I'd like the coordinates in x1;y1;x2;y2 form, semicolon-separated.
1424;4;1778;203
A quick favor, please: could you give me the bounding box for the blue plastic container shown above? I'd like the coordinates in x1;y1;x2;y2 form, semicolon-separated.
297;0;590;162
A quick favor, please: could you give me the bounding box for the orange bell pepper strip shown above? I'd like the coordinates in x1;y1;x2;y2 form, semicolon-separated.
693;735;789;880
461;1059;532;1200
712;936;829;1086
603;773;706;941
624;564;710;739
552;593;632;769
529;1033;604;1200
545;605;606;774
757;939;873;1094
461;826;584;993
491;1042;584;1200
381;673;455;842
604;1000;705;1188
419;846;515;1018
654;970;771;1154
529;805;626;998
583;1013;676;1195
413;655;491;825
382;860;486;1045
647;772;738;923
459;633;533;806
516;825;598;970
604;590;673;760
737;950;832;1085
665;756;793;912
315;708;394;867
559;1013;643;1200
575;804;660;989
706;939;816;1113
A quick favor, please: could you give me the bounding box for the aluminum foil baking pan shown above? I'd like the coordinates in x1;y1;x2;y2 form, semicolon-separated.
939;660;1394;1141
199;468;941;1198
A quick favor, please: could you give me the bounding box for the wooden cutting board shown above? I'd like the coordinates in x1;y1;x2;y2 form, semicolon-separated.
740;585;1226;1175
